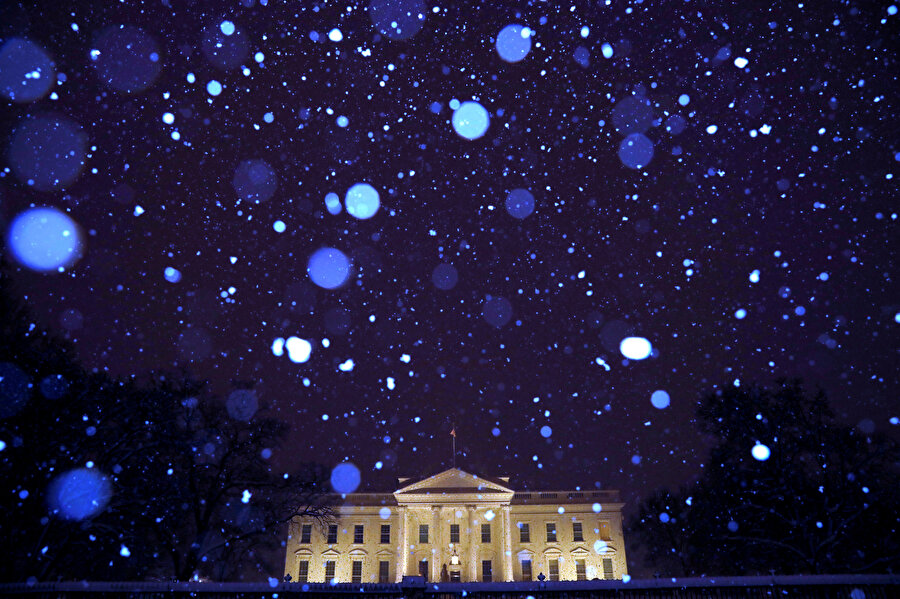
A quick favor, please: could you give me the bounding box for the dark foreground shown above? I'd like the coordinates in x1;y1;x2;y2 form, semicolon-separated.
1;575;897;598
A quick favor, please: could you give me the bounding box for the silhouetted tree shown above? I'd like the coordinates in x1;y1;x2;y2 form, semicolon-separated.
128;376;335;581
0;263;332;581
629;380;900;576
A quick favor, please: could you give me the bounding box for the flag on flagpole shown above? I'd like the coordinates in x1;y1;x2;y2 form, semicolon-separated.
450;426;457;467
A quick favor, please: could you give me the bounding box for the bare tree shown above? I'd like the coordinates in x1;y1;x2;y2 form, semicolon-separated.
629;380;900;576
1;265;333;581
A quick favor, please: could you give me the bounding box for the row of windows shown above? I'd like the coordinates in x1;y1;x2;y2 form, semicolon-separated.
524;521;609;543
301;521;609;545
543;557;615;581
297;560;391;584
302;523;469;545
508;557;614;582
296;557;615;583
537;521;580;543
301;524;394;545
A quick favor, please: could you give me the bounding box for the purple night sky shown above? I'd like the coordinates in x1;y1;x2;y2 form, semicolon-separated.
2;0;898;511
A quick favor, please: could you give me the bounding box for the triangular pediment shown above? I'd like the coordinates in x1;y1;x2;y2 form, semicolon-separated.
394;468;514;496
593;541;618;556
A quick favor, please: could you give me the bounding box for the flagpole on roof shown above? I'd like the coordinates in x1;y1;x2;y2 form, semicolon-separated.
451;424;456;468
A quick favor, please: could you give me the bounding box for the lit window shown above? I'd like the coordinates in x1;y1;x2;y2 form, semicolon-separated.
576;558;586;580
602;557;614;579
298;560;309;583
482;559;493;582
519;523;530;543
549;558;559;581
521;559;532;581
573;522;584;542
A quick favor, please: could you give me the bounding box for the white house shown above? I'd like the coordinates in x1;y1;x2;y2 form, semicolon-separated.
284;467;627;583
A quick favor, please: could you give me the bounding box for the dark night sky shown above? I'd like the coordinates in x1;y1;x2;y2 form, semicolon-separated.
1;0;898;512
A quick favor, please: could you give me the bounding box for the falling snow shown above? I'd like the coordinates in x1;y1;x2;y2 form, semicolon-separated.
1;0;897;584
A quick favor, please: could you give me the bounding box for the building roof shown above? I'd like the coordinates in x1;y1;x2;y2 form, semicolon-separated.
395;468;514;495
331;468;622;506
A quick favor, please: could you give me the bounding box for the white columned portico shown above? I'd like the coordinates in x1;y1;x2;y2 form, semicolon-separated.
389;469;518;583
502;505;513;581
467;505;477;581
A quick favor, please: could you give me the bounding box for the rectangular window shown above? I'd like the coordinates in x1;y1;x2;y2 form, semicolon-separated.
418;560;429;581
549;559;559;581
327;524;338;544
572;522;584;542
298;560;309;583
576;559;586;580
521;559;532;581
519;523;530;543
599;521;611;540
482;559;492;582
351;560;363;583
379;560;390;583
354;524;364;544
481;523;491;543
325;560;336;581
300;524;312;544
419;524;429;544
602;558;614;579
449;523;460;544
380;524;391;544
546;522;557;543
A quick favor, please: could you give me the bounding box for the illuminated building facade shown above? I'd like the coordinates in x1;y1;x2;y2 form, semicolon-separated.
284;468;627;583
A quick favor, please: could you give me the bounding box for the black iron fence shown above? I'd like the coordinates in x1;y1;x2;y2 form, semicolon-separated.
0;574;897;598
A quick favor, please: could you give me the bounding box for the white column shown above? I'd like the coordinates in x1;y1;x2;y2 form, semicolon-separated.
467;506;477;581
502;505;513;581
397;506;409;581
432;506;442;581
496;508;505;581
